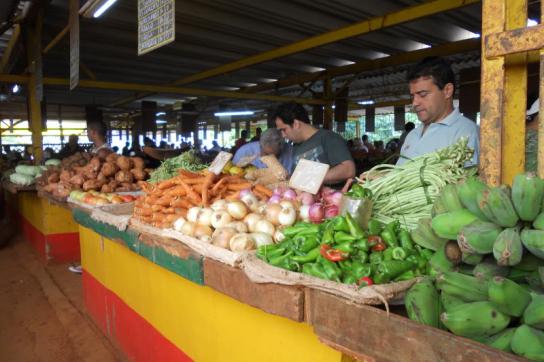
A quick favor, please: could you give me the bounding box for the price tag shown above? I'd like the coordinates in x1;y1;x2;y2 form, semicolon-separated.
289;159;329;194
208;151;233;175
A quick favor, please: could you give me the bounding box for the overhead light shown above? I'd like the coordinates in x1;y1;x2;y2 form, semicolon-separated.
157;120;167;124
527;19;538;27
156;112;166;116
93;0;117;18
468;32;481;38
12;84;19;93
214;111;254;117
358;100;374;105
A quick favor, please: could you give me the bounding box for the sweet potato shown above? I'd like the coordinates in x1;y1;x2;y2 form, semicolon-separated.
82;179;101;191
130;168;147;181
96;148;111;161
47;173;60;184
69;174;85;186
105;153;118;163
115;170;134;183
89;157;102;172
116;156;133;171
101;183;114;193
101;162;118;177
132;157;145;169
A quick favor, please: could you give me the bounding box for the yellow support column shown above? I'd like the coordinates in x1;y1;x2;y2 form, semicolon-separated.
501;0;528;184
538;1;544;179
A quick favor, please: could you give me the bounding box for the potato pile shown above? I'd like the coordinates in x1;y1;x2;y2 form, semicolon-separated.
39;150;150;199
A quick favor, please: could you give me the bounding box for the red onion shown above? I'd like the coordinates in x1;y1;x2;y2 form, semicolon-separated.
308;203;325;224
298;192;315;206
329;191;343;207
282;188;297;200
239;189;253;198
320;187;335;198
267;194;282;204
324;205;339;218
273;186;285;196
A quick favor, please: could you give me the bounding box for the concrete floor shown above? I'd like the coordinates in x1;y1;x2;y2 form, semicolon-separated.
0;235;124;362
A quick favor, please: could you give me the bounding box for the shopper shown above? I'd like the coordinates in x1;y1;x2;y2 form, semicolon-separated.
122;142;130;156
232;130;248;154
58;134;84;159
274;102;355;186
87;121;110;154
250;127;262;142
233;128;293;172
399;122;415;149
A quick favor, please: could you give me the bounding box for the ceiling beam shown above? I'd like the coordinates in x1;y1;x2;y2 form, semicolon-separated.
0;24;21;73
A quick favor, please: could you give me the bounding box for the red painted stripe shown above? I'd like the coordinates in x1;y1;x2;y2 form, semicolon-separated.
19;216;80;263
82;271;193;362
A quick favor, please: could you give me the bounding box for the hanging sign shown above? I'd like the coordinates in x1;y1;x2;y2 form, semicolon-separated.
138;0;175;55
69;0;79;90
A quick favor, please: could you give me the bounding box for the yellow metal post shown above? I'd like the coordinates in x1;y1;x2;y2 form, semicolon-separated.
501;0;528;184
539;1;544;179
0;24;20;73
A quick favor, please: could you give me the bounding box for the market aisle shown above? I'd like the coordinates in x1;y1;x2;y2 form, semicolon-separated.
0;235;123;362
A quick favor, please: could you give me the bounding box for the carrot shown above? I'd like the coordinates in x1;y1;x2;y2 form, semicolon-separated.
158;178;178;190
253;190;269;201
157;196;172;206
151;204;163;212
164;187;186;198
178;170;200;178
254;184;273;198
224;191;240;201
179;180;202;205
163;207;175;214
201;172;215;207
227;182;252;191
165;214;180;223
174;208;188;218
211;177;227;194
182;177;207;185
170;198;193;209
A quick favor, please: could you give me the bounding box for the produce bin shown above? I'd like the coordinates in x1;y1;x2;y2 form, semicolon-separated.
17;191;80;263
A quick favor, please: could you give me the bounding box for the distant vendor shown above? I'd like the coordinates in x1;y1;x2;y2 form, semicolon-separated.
232;128;293;172
274;102;355;185
398;56;479;166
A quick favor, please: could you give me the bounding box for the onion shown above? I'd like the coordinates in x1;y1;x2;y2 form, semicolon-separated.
244;213;262;232
267;194;282;204
255;219;275;236
257;202;267;215
199;235;212;243
298;192;315;206
194;224;213;239
324;205;339;218
226;221;248;233
229;233;255;252
173;217;186;232
278;206;297;226
327;191;344;207
239;188;252;198
279;200;296;210
299;205;310;221
272;187;285;196
251;232;274;247
265;204;282;225
197;208;214;226
240;192;259;212
227;201;248;220
211;210;233;229
211;199;228;211
282;189;297;200
308;203;325;224
274;229;285;243
211;227;237;249
180;221;196;236
187;207;202;223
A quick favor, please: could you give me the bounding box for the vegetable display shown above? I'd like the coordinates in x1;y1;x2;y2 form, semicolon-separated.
148;150;207;183
70;190;137;206
256;215;432;285
38;151;149;199
405;172;544;360
360;138;476;230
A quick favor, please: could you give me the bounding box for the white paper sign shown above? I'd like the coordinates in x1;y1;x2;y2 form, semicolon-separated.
208;151;233;175
289;159;329;194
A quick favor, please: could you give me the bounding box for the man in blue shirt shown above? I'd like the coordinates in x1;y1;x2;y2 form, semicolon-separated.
398;57;479;166
232;128;293;173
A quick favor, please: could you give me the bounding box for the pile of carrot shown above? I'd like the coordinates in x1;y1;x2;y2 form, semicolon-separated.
133;169;272;228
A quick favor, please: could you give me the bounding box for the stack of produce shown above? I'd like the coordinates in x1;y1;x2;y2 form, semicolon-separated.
361;138;476;230
148;150;207;182
256;215;433;285
9;164;48;186
244;155;288;186
405;172;544;360
69;190;137;206
133;170;274;229
38;151;149;199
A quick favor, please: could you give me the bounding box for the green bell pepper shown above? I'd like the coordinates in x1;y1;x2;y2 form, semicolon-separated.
369;252;384;265
321;226;335;244
291;246;320;263
283;223;319;237
394;270;416;281
334;231;357;244
342;273;358;285
382;247;394;261
296;235;319;252
269;251;293;267
351;261;372;279
380;229;399;248
377;260;416;280
367;219;383;236
392;247;407;260
302;263;329;280
372;272;390;284
352;238;369;252
345;213;365;239
399;229;414;249
319;257;342;282
354;250;368;264
335;241;354;254
331;216;350;233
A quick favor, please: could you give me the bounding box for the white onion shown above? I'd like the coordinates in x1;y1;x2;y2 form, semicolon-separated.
227;201;248;220
180;221;196;236
211;227;237;249
274;229;285;243
265;204;282;225
244;213;262;232
251;232;274;247
197;208;214;226
211;199;228;211
211;210;233;229
240;192;260;212
187;207;202;223
278;206;297;226
279;200;296;210
255;219;275;236
229;233;255;252
194;224;213;238
299;205;310;221
173;217;186;232
199;235;212;243
226;221;248;233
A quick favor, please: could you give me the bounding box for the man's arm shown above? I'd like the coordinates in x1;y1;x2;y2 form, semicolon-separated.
324;159;355;185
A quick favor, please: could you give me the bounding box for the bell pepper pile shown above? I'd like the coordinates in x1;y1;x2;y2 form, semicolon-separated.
256;214;434;286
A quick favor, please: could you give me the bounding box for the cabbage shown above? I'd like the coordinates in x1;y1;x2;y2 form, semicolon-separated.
10;172;35;186
15;165;43;176
45;159;61;166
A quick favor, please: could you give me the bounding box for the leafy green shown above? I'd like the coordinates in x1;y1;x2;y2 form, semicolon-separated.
148;150;207;182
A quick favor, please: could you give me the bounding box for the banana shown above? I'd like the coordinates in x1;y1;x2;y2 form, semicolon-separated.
477;186;519;228
481;328;516;352
473;260;510;281
411;218;447;251
534;212;544;230
431;209;479;240
493;228;523;266
440;301;510;338
457;177;490;221
521;229;544;259
428;246;456;277
440;292;465;312
512;172;544;221
488;276;532;317
404;279;440;328
517;253;544;272
523;294;544;329
439;184;465;213
461;252;483;266
431;195;448;217
511;325;544;361
436;271;489;302
457;220;502;254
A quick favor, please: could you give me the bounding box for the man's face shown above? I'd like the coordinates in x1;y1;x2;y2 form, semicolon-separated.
409;76;453;125
87;129;96;144
276;117;302;143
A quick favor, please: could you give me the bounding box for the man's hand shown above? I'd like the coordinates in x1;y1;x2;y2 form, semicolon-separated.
324;160;356;185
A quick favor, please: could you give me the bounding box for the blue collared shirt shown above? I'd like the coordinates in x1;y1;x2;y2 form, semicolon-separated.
397;108;480;166
232;141;294;172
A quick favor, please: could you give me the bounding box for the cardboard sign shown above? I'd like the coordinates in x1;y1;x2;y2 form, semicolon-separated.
289;159;329;194
208;151;233;175
138;0;176;55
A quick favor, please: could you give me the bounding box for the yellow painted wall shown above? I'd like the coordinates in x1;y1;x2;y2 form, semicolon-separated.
18;192;78;234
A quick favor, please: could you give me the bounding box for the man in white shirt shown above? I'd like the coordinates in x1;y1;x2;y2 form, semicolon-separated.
87;121;110;154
